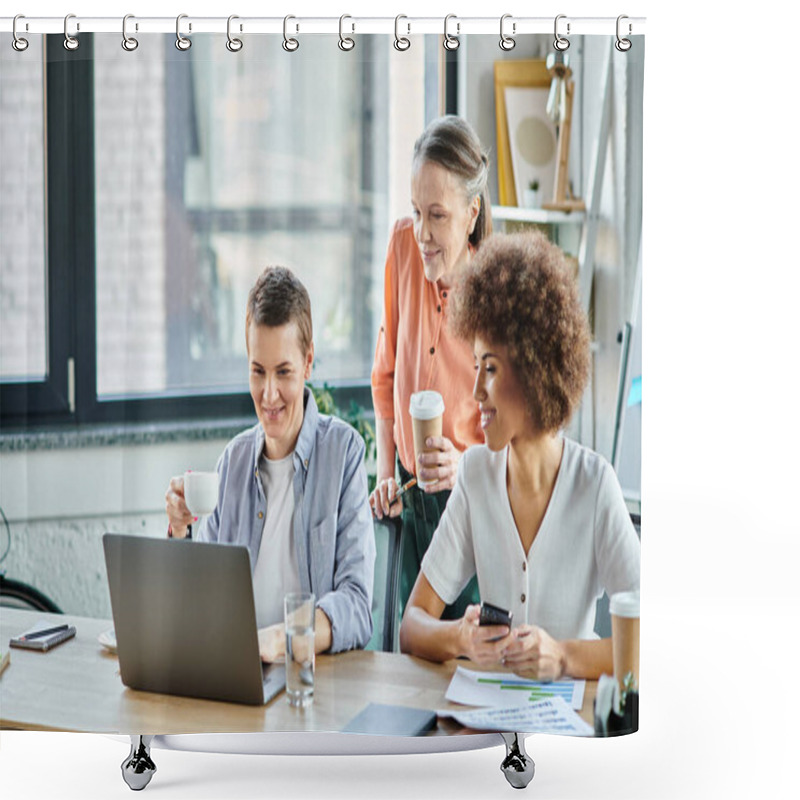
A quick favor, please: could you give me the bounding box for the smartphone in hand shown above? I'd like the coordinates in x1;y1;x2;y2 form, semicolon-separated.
479;602;512;641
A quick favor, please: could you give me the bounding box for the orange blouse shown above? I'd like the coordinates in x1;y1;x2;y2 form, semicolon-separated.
371;217;483;476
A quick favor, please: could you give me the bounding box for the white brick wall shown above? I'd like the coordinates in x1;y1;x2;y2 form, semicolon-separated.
0;38;47;381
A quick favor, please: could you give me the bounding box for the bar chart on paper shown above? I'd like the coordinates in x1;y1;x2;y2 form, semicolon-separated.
445;667;586;710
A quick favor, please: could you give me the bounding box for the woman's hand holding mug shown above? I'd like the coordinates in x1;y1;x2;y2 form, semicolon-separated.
165;475;195;538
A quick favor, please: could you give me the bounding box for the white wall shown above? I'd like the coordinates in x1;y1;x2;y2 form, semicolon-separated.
0;437;228;616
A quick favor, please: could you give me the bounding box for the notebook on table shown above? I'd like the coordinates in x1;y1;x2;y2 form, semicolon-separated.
341;703;438;736
103;533;285;706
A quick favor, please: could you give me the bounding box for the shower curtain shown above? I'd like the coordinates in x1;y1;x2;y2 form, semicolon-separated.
0;9;644;779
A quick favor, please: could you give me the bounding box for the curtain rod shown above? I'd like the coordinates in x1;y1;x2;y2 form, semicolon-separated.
1;16;646;37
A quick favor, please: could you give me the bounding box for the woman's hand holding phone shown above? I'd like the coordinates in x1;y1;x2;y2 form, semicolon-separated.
457;604;512;667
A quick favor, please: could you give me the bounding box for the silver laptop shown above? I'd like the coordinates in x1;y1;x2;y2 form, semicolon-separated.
103;533;285;706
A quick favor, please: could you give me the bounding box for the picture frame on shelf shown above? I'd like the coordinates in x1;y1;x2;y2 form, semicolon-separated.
493;59;557;208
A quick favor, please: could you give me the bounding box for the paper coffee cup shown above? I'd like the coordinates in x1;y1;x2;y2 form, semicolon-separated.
610;590;640;695
409;391;444;489
183;471;219;517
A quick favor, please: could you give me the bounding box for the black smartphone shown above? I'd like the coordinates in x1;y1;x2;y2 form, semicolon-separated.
479;602;512;632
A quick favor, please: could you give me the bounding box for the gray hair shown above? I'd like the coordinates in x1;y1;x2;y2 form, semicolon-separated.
412;115;493;248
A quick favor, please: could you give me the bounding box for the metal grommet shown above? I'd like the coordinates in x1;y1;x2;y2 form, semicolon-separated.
338;14;355;51
554;14;570;51
226;15;243;52
499;14;516;51
63;13;79;51
394;14;410;51
615;15;632;52
443;13;459;51
12;15;29;52
283;15;299;52
175;13;192;51
122;14;139;52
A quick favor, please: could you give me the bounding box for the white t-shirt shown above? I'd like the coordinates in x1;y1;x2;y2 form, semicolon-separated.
421;438;640;641
252;452;302;629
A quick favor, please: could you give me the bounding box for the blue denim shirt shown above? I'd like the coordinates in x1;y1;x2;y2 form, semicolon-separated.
196;388;375;653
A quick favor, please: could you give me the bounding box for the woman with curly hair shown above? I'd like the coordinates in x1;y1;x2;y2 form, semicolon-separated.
398;231;640;680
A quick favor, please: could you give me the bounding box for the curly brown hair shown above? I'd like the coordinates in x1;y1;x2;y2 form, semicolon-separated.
449;231;591;433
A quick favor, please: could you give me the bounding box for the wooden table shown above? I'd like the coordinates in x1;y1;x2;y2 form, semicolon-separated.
0;608;596;735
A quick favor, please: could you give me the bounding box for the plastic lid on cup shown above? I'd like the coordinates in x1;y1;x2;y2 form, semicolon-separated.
609;590;640;618
409;390;445;420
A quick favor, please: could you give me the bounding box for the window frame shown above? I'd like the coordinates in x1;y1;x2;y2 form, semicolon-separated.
1;34;382;430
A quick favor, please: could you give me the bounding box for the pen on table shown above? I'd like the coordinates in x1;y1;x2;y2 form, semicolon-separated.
18;624;70;641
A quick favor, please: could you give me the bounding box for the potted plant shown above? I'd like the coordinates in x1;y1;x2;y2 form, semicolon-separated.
522;179;540;209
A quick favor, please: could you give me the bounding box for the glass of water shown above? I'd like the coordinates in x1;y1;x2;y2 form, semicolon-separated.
284;592;315;708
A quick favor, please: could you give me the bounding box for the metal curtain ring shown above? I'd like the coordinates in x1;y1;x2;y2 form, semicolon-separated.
226;15;243;52
176;14;192;51
338;14;355;51
63;13;79;51
443;14;459;51
554;14;570;51
499;14;516;51
615;15;632;52
283;15;299;52
12;15;29;52
122;14;139;52
394;14;410;51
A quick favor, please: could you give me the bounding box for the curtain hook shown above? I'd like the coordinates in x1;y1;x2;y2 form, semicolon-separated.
226;14;243;52
443;14;459;51
499;14;516;51
394;14;411;51
12;14;29;52
283;15;299;52
63;13;79;51
615;15;632;52
176;14;192;51
554;14;570;51
338;14;355;51
122;14;139;52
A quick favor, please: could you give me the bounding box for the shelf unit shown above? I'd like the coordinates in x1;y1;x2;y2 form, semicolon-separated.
487;41;615;449
490;205;585;226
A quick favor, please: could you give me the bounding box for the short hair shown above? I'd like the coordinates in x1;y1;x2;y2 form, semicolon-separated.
245;266;313;355
412;115;493;249
449;231;591;434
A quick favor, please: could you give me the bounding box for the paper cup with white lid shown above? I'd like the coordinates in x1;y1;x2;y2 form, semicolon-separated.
409;391;445;489
610;590;640;695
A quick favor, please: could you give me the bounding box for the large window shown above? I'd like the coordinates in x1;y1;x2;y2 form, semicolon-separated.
1;35;428;426
0;37;47;384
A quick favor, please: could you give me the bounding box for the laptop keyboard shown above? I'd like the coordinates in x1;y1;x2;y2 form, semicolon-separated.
261;663;287;704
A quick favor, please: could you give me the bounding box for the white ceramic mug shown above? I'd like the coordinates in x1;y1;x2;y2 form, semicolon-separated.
183;471;219;517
